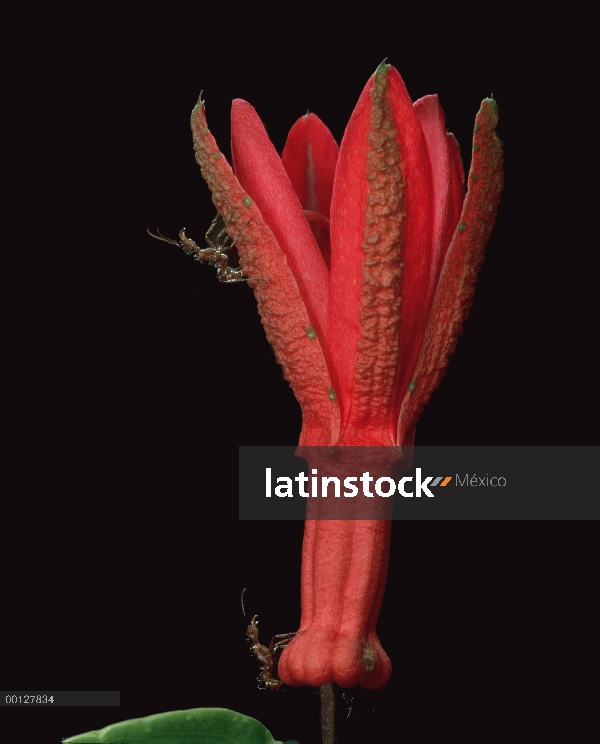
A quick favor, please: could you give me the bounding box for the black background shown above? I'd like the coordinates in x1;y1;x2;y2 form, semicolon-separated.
5;10;595;744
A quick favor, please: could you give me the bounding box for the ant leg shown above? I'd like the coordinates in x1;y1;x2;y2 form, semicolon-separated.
217;218;251;253
215;218;232;251
272;628;307;653
217;267;249;284
229;219;250;250
204;213;222;250
269;632;299;654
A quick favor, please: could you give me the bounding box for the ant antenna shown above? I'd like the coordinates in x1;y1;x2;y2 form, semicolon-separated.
241;587;247;618
146;227;179;245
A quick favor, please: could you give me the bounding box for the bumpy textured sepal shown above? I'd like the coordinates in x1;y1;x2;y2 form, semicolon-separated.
328;64;435;446
397;98;504;444
191;98;340;445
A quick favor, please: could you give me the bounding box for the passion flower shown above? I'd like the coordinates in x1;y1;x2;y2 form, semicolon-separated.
190;62;503;688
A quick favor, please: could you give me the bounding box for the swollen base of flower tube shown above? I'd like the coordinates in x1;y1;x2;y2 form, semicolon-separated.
278;626;392;689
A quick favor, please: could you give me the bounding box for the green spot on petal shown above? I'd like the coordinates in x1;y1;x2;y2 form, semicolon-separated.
474;123;481;131
202;127;209;134
306;326;316;340
473;143;480;152
213;151;221;159
328;387;337;401
458;222;467;232
242;196;252;207
408;380;416;392
471;173;479;182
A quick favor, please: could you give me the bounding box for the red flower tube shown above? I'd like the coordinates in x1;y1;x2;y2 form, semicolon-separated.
190;63;503;688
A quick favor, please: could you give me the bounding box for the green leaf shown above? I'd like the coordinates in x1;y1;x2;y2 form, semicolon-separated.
62;707;283;744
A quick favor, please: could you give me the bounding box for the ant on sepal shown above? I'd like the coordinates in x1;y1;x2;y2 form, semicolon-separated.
147;213;250;284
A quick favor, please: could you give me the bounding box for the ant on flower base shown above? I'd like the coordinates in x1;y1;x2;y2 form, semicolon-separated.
242;589;301;691
246;615;299;691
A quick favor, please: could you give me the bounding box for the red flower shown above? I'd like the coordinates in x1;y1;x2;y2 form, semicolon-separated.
191;62;503;688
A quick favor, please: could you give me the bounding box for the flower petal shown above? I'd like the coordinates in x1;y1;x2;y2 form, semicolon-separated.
414;95;464;300
328;63;434;445
302;209;332;269
230;100;330;351
397;98;504;444
281;113;338;267
281;112;339;218
191;97;340;445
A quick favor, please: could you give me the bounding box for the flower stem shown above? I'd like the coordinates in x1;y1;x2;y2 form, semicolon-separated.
319;683;336;744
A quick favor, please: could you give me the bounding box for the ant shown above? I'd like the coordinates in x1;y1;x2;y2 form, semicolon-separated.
246;615;298;691
242;589;300;691
147;213;249;283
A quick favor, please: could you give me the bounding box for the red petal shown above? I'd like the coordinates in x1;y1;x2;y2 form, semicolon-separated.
230;100;330;350
191;98;340;445
282;112;339;218
414;95;460;300
385;71;438;424
281;113;337;265
397;98;504;443
303;209;332;269
328;63;434;445
327;76;372;436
